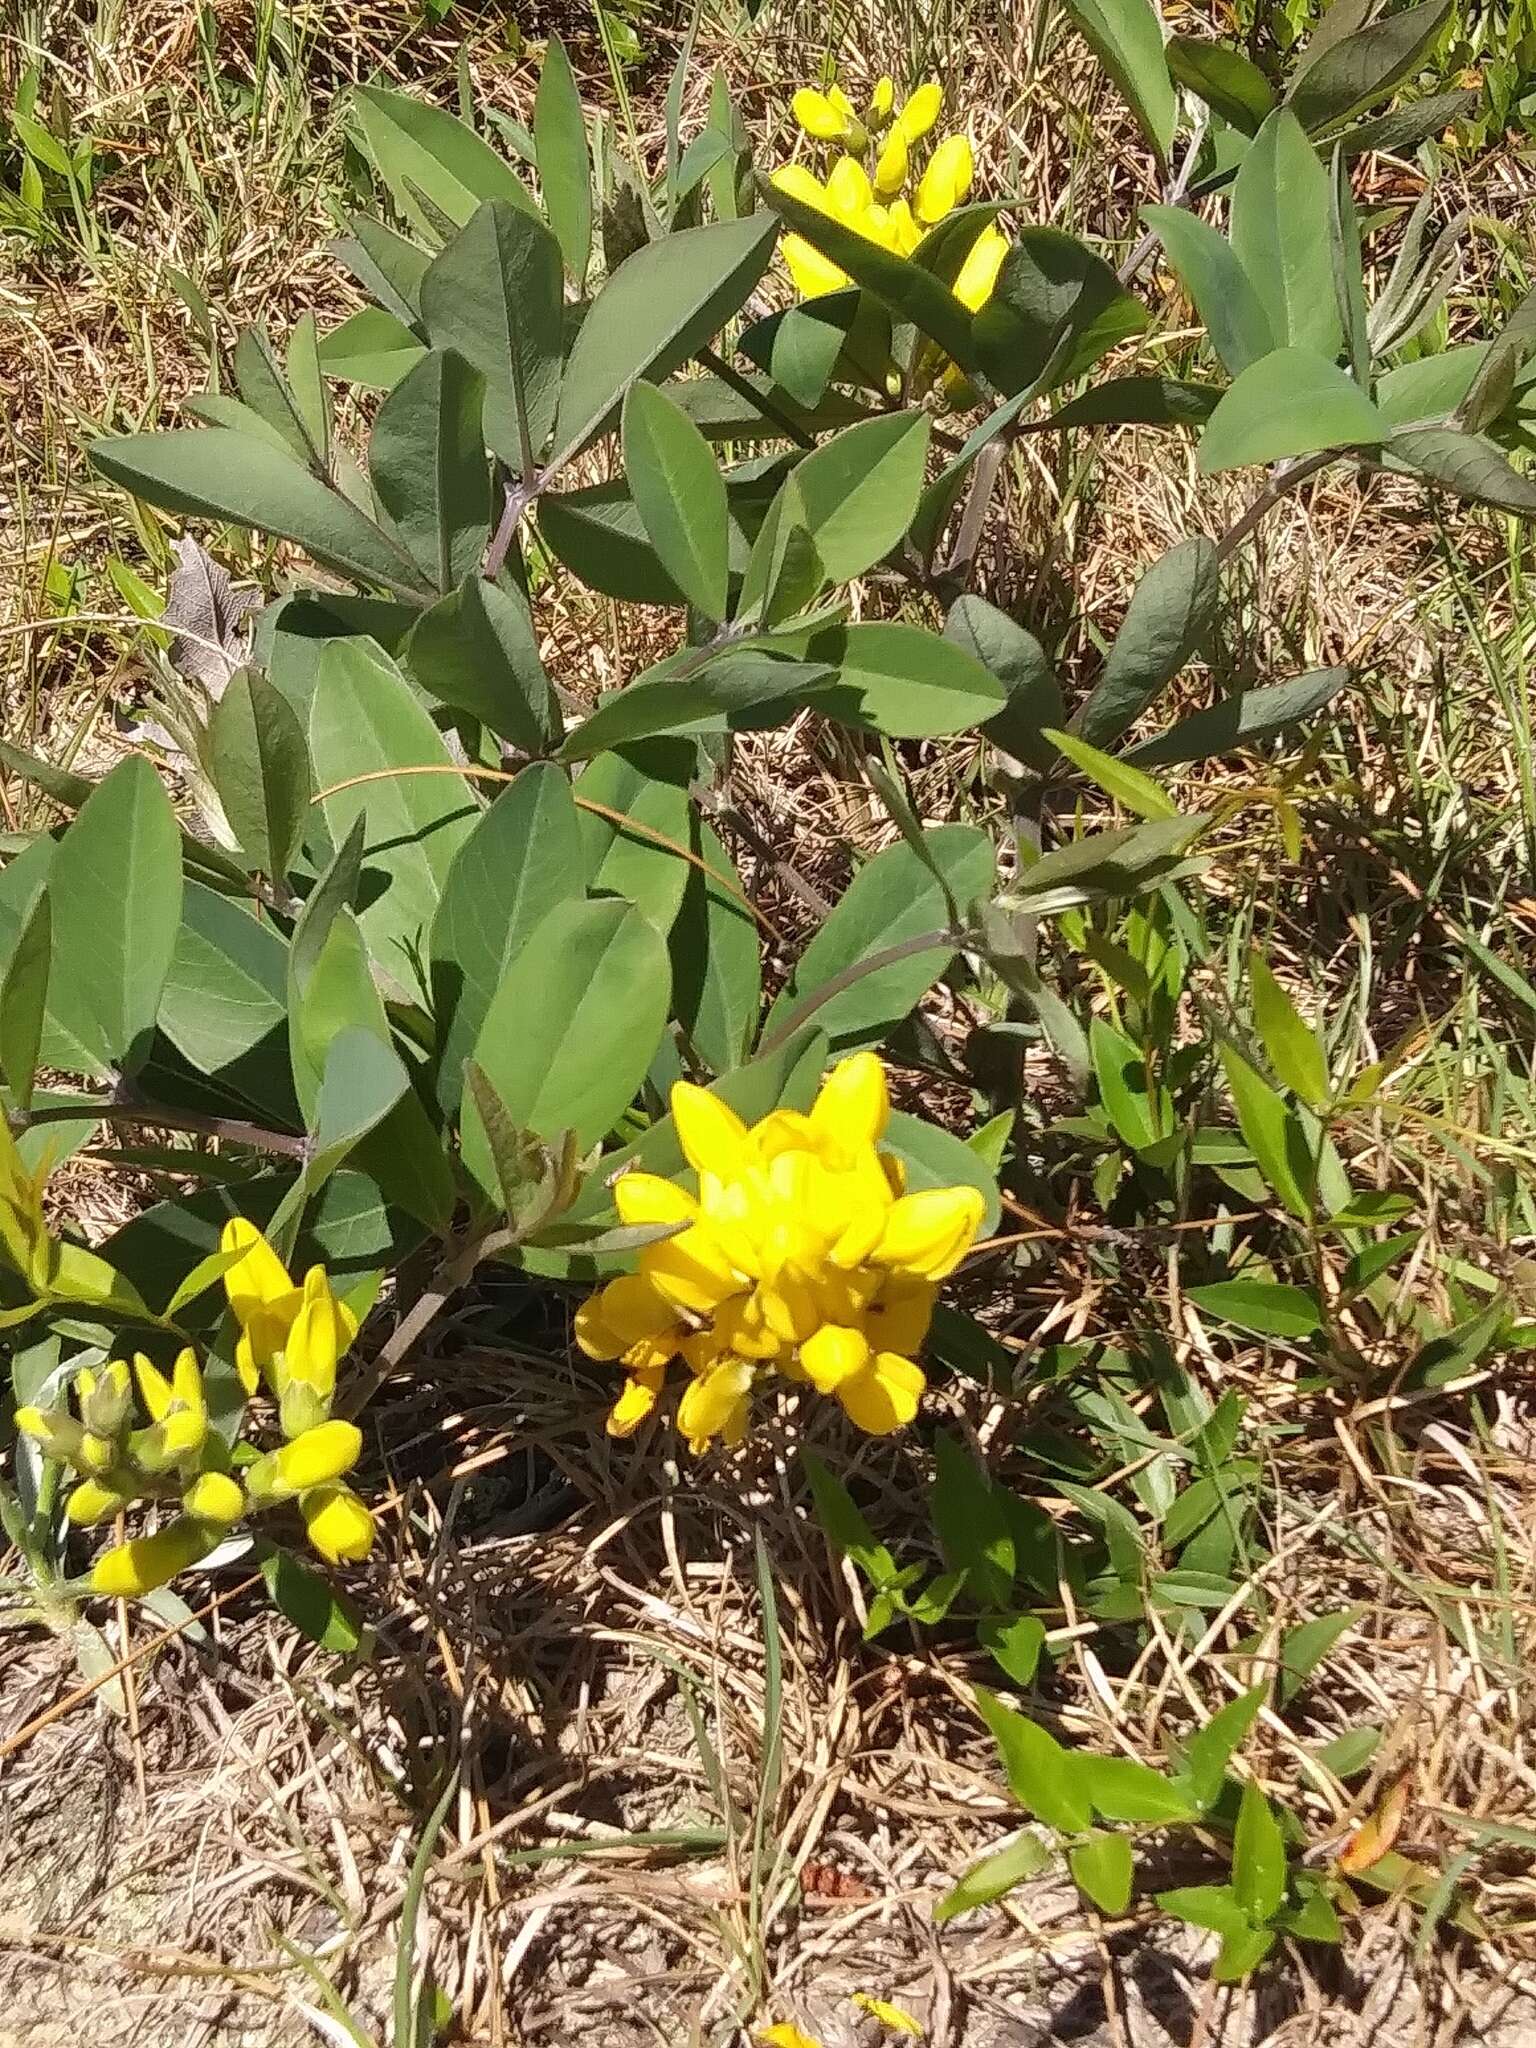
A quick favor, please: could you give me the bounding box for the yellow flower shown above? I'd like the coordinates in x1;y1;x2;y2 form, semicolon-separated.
184;1470;244;1524
851;1992;924;2036
76;1359;131;1438
759;2029;822;2048
248;1419;362;1499
800;1324;926;1434
792;84;865;150
574;1057;986;1451
916;133;974;224
826;154;873;224
896;81;943;143
867;76;895;127
301;1484;376;1564
91;1515;219;1597
886;198;922;257
874;128;908;198
952;222;1009;312
131;1347;208;1465
219;1220;356;1404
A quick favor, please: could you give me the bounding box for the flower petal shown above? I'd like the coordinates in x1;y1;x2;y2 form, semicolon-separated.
877;1185;985;1278
607;1362;666;1437
838;1350;925;1433
671;1082;750;1179
811;1052;891;1152
896;81;943;142
800;1322;872;1393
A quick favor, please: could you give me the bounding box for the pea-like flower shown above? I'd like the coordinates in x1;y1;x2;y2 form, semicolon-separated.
220;1219;358;1408
575;1055;986;1450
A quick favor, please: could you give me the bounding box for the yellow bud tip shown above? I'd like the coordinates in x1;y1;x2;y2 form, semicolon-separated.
13;1405;48;1440
67;1479;126;1527
792;87;852;142
220;1216;295;1320
953;223;1009;312
759;2027;824;2048
184;1470;244;1523
133;1351;176;1423
301;1485;376;1565
868;76;895;126
915;132;974;225
896;80;943;142
825;153;873;224
879;1186;987;1279
873;129;908;199
811;1052;891;1149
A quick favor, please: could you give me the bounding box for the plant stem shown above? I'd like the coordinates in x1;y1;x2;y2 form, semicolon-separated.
13;1099;306;1159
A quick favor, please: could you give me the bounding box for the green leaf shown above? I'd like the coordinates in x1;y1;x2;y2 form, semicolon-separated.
351;84;538;243
234;325;321;466
882;1110;1002;1237
1069;1831;1135;1914
1232;1778;1287;1924
974;1690;1093;1834
1187;1279;1322;1340
208;668;310;880
776;411;931;585
1156;1880;1252;1937
1091;1015;1168;1151
1165;36;1276;133
430;763;586;1115
1219;1041;1315;1220
1278;1605;1361;1706
89;430;435;603
1123;665;1349;767
1375;345;1489;429
1045;375;1221;431
559;653;837;760
1277;1874;1342;1944
802;1449;898;1584
418;200;564;470
1249;950;1329;1107
761;826;994;1052
575;741;696;936
932;1432;1014;1606
0;885;49;1109
622;381;730;619
1178;1686;1266;1813
979;1614;1048;1688
49;757;182;1077
1214;1924;1277;1981
322;301;425;390
945;594;1063;773
934;1832;1051;1921
1074;537;1219;751
158;883;297;1123
307;639;479;994
1288;0;1453;134
806;621;1007;738
534;36;592;282
1198;348;1384;473
1061;0;1178;161
758;176;984;375
1079;1753;1197;1825
1388;427;1536;515
973;228;1150;399
368;348;490;595
463;897;670;1183
1231;110;1342;359
260;1545;367;1653
1407;1296;1509;1390
1048;731;1176;820
1142;205;1276;378
1002;816;1204;916
403;570;561;751
547;214;779;473
334;210;432;323
670;819;762;1073
307;1026;410;1188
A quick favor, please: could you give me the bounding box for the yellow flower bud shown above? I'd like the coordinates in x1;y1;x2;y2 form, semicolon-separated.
825;154;873;224
78;1431;118;1475
606;1364;666;1438
810;1053;891;1152
800;1323;872;1393
275;1420;363;1494
671;1083;750;1181
67;1477;129;1526
14;1404;84;1463
301;1485;375;1565
91;1516;218;1598
78;1358;132;1438
792;86;863;149
952;222;1009;312
283;1265;357;1398
184;1470;244;1524
132;1351;175;1423
873;128;908;199
916;133;974;224
781;233;850;299
676;1359;753;1454
221;1220;300;1392
771;162;830;212
896;81;943;142
867;76;895;127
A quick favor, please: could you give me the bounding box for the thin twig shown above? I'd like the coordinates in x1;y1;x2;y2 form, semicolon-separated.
14;1098;307;1159
1214;450;1339;564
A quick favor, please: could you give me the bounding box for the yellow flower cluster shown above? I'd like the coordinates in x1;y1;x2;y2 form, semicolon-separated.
15;1222;375;1598
773;76;1008;323
575;1056;985;1450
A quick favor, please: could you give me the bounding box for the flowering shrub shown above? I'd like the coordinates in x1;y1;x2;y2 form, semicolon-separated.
576;1055;984;1447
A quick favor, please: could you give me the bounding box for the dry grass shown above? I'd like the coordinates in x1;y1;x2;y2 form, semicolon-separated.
3;0;1536;2044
